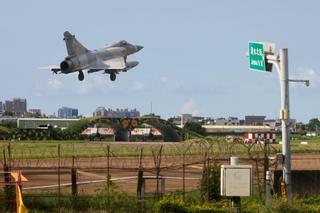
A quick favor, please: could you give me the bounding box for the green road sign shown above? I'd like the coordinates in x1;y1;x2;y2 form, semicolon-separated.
249;42;266;72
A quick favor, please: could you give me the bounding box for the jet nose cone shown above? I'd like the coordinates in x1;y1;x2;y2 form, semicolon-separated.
136;45;143;52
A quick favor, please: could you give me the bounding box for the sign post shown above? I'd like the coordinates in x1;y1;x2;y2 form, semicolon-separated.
249;42;266;72
246;42;309;200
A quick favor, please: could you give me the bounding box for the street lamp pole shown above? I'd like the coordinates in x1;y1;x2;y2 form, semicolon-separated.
266;49;292;198
248;44;309;200
267;49;292;199
279;48;292;199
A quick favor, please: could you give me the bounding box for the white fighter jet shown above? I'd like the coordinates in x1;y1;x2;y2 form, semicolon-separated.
48;31;143;81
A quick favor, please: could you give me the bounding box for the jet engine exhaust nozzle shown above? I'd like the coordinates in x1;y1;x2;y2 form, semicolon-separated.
60;60;73;72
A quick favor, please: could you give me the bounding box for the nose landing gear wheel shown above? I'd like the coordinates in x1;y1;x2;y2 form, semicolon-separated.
78;71;84;81
110;73;116;81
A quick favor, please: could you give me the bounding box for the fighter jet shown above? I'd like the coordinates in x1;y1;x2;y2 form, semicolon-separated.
48;31;143;81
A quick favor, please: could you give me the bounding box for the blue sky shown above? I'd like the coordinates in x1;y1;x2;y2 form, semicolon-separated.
0;0;319;122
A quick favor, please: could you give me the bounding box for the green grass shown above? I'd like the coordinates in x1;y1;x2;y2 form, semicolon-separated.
0;135;319;159
7;189;320;213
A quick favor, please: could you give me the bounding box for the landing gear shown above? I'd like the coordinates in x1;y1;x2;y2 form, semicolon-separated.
110;73;116;81
78;71;84;81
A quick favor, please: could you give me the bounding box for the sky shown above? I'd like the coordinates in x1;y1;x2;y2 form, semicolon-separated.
0;0;319;122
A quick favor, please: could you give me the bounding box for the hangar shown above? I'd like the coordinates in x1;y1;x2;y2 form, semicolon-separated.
17;118;80;129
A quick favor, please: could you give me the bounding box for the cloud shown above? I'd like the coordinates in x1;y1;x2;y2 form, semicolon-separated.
48;79;64;90
292;68;320;88
180;98;199;115
133;81;145;91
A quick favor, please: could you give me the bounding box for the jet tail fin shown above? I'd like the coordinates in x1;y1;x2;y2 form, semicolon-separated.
63;31;89;57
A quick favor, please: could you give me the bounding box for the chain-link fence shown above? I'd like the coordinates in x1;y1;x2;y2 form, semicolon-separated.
0;139;316;211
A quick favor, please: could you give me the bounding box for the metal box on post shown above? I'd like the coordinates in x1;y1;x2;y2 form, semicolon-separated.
220;165;252;197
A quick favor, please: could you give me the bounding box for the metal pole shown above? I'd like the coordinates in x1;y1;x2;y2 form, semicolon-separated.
182;154;185;201
265;171;271;207
107;145;110;210
279;48;291;199
58;144;61;212
230;157;240;213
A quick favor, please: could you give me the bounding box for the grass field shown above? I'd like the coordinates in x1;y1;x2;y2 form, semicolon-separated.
0;135;319;159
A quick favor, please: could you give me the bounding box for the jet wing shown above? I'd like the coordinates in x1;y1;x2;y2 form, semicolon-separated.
89;57;126;70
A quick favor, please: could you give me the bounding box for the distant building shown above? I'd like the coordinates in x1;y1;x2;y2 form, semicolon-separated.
215;117;239;125
13;98;27;114
215;117;227;125
3;98;27;115
4;100;14;113
17;118;79;129
227;117;240;125
168;114;205;126
0;101;3;113
142;113;161;119
245;115;266;125
181;114;192;125
203;117;215;125
29;109;42;116
48;113;57;118
93;107;107;117
264;119;280;129
93;107;140;118
191;116;205;124
58;107;78;118
168;116;182;125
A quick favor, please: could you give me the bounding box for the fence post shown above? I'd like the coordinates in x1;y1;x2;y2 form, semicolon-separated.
182;142;193;201
161;178;165;197
107;145;110;211
152;145;163;200
207;155;210;201
58;144;61;213
7;142;12;169
137;148;144;199
137;148;144;212
3;148;12;211
71;156;78;199
182;153;185;201
265;171;271;207
256;158;263;196
201;151;208;203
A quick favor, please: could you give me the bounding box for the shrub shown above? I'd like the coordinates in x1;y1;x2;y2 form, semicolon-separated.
155;196;229;213
199;162;221;202
155;198;188;213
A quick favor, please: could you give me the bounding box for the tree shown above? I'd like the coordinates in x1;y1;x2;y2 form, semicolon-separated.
1;120;17;129
2;111;14;116
307;118;320;131
295;122;307;134
183;122;206;136
63;119;92;139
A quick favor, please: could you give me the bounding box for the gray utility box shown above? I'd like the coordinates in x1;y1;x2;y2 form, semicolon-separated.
220;165;252;197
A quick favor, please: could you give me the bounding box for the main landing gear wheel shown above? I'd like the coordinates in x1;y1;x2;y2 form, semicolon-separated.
110;73;116;81
78;71;84;81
